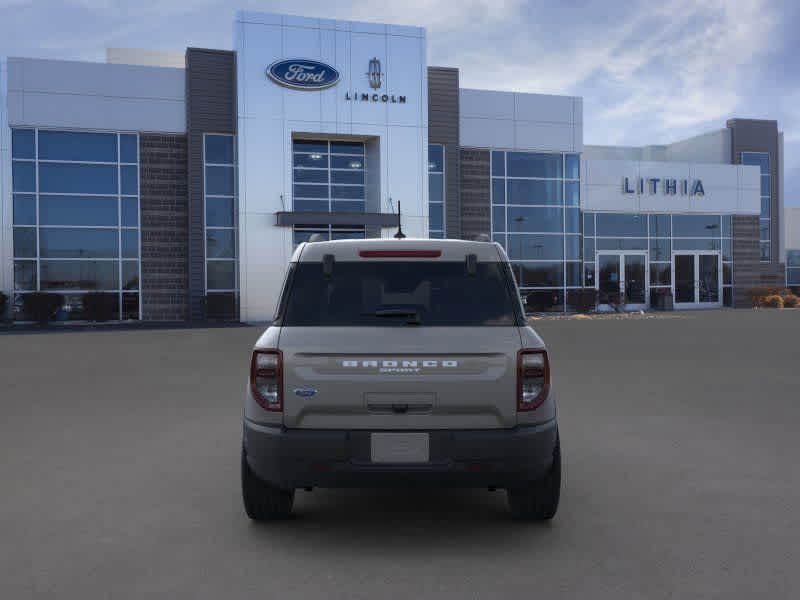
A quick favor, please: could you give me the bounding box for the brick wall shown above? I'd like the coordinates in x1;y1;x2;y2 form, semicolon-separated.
139;134;189;321
459;149;490;240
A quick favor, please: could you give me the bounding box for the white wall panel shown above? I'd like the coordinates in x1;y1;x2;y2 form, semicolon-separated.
460;89;514;120
0;59;10;295
387;34;422;127
514;93;572;123
459;117;514;149
514;121;574;152
349;33;388;126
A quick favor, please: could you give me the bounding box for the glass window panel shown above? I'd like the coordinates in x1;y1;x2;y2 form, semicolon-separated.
205;166;235;195
331;185;364;200
429;231;444;239
40;228;118;258
649;214;671;237
122;293;140;320
293;168;328;184
566;262;581;287
723;287;732;307
673;214;721;237
565;181;579;206
787;251;800;268
121;165;138;195
650;263;671;286
760;175;770;196
293;153;329;168
565;154;580;180
39;163;118;194
760;242;770;261
206;196;234;227
14;261;37;291
12;161;36;192
787;268;800;285
39;195;118;226
120;134;138;163
493;234;506;250
507;179;562;205
294;229;329;245
519;262;564;287
522;289;564;313
722;238;732;261
565;235;581;260
332;170;365;185
673;238;721;251
507;235;564;260
40;260;119;290
331;155;363;170
207;229;236;258
759;219;770;241
721;215;732;237
428;173;444;204
331;200;365;213
121;198;139;227
741;152;769;174
507;152;562;178
596;238;647;251
207;260;236;290
429;203;444;231
428;144;444;172
584;262;595;286
13;194;36;225
13;227;37;258
649;238;671;261
492;207;505;233
331;229;366;240
205;135;234;164
565;208;580;233
507;206;563;233
294;183;329;199
583;213;595;237
330;141;364;155
595;213;647;237
491;151;505;177
492;179;505;205
723;263;732;285
38;130;117;162
293;140;328;154
122;229;139;258
12;129;35;159
294;199;329;212
122;261;139;290
761;197;770;218
583;237;594;261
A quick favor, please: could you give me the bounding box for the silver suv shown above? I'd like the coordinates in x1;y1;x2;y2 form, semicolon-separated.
241;238;560;520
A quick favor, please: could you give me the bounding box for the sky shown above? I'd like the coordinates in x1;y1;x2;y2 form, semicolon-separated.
1;0;798;205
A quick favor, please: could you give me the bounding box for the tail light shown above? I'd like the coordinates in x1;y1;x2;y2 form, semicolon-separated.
250;350;282;411
517;349;550;411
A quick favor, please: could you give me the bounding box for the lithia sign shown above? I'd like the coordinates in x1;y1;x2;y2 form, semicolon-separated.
623;177;705;196
266;57;406;103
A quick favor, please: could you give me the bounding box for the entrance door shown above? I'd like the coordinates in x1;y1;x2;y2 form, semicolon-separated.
672;252;721;309
596;252;648;311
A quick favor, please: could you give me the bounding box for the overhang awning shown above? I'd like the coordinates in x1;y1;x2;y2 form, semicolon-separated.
274;211;399;227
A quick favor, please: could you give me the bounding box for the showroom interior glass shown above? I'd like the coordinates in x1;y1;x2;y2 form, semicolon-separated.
11;129;141;320
741;152;770;262
204;134;238;312
291;139;366;245
788;250;800;290
491;150;581;311
428;144;444;238
583;213;734;307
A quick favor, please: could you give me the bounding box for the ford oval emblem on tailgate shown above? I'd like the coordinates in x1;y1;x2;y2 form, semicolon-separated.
294;387;317;397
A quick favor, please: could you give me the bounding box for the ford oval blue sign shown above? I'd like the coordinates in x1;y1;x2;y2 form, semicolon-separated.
267;59;340;90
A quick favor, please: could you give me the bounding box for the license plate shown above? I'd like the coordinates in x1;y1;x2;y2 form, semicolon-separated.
370;433;430;463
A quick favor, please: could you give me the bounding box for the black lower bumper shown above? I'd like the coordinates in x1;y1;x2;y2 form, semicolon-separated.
243;420;558;490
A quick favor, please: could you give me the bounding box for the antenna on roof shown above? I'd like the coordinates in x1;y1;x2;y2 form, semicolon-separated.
393;201;406;239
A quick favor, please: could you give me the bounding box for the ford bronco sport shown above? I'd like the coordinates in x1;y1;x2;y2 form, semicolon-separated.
241;238;561;520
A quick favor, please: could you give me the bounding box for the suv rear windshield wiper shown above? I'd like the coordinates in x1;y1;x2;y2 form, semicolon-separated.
363;309;422;325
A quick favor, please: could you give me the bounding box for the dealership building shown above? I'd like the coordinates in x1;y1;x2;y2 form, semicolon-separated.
0;10;794;322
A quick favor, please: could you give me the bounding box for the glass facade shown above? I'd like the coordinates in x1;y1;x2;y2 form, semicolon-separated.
787;250;800;289
428;144;445;238
491;150;580;311
292;140;365;213
742;152;770;261
11;128;141;320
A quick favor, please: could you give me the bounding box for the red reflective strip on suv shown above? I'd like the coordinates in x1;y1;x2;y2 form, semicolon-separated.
359;250;442;258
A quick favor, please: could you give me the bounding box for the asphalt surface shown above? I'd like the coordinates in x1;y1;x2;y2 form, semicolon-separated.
1;309;799;599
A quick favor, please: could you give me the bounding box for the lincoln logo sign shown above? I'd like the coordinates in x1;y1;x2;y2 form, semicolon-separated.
266;59;340;90
623;177;705;196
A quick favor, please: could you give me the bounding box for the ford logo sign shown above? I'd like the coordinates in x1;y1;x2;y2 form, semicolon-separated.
267;59;340;90
294;387;318;398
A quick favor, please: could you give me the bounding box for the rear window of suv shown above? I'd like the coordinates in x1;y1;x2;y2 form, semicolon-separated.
277;261;522;326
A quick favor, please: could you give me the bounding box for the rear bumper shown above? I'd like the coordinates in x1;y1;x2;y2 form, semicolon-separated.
242;419;558;489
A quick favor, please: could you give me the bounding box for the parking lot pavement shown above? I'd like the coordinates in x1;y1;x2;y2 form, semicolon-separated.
1;309;799;599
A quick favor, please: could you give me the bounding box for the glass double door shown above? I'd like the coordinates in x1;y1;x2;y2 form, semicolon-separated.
596;252;647;310
673;252;721;309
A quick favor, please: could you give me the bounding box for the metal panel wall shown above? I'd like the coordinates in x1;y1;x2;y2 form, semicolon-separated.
427;67;460;238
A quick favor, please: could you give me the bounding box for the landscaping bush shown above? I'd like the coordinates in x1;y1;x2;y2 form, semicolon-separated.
82;292;118;322
782;294;799;308
746;287;789;307
0;291;7;322
21;293;65;324
762;295;784;309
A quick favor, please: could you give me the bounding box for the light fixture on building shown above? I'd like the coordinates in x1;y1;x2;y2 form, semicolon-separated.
349;160;362;169
310;153;322;160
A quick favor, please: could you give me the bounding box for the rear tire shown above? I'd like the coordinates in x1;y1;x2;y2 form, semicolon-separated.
241;448;294;521
507;436;561;520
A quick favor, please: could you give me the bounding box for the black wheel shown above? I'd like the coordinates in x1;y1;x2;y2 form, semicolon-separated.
507;436;561;520
241;448;294;521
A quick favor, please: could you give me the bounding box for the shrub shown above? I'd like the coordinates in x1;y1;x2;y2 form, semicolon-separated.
21;293;65;324
83;292;118;322
762;295;784;309
782;294;799;308
0;292;7;322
